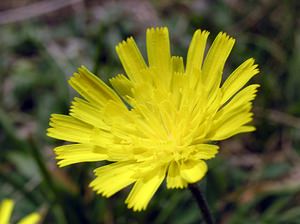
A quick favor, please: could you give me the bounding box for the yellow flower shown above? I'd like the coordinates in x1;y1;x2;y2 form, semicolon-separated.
47;27;259;211
0;199;40;224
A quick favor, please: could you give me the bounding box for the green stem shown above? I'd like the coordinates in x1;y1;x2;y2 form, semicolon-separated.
188;184;214;224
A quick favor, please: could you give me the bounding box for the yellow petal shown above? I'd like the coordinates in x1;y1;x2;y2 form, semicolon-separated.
102;100;133;123
116;37;147;83
47;114;93;143
69;97;109;130
186;29;209;74
0;199;14;224
54;144;108;167
202;32;235;95
233;125;256;135
209;112;254;141
187;67;203;91
216;84;259;121
180;160;207;183
69;66;122;107
221;58;259;105
210;84;259;137
211;125;256;141
167;161;187;189
90;162;136;197
109;74;134;99
133;103;168;139
17;213;40;224
192;144;219;160
126;166;166;211
146;27;171;86
171;56;184;74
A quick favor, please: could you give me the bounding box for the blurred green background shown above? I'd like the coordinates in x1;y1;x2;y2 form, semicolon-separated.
0;0;299;223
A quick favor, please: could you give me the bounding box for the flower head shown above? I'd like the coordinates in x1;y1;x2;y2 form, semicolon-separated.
0;199;40;224
47;27;259;211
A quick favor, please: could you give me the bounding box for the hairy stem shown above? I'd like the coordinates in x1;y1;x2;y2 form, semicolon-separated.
188;184;214;224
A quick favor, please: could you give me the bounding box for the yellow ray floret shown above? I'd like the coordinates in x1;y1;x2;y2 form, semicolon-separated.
0;199;40;224
47;27;260;211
